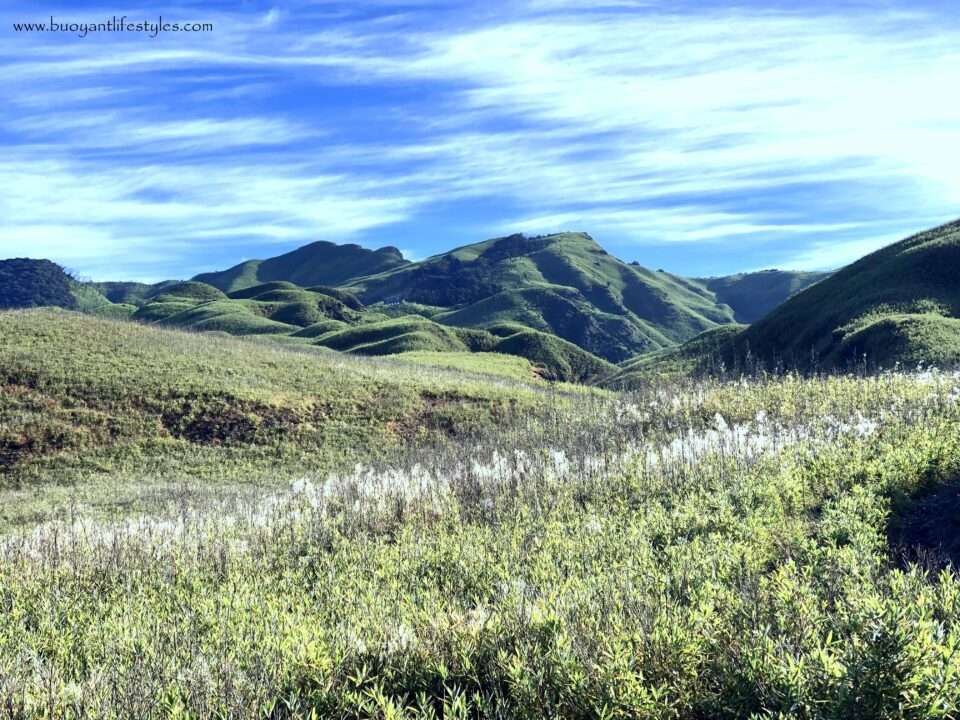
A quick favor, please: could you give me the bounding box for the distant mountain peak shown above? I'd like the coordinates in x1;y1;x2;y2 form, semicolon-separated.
173;231;833;363
193;240;409;292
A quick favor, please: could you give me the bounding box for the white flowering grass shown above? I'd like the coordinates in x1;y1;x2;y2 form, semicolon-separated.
2;369;960;718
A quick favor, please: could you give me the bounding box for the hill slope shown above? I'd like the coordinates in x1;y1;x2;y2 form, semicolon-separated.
183;232;833;363
127;280;614;382
347;232;736;362
0;310;556;493
694;269;829;323
738;219;960;370
194;242;409;293
602;325;748;386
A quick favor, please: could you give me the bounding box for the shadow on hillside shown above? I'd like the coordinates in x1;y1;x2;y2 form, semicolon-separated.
888;479;960;571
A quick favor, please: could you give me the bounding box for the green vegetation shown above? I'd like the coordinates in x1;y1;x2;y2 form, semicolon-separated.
116;277;616;383
347;233;737;362
291;319;351;338
392;351;543;382
86;280;176;305
491;326;616;383
3;308;960;717
149;280;227;303
6;222;960;716
185;231;830;363
306;317;613;382
606;219;960;378
604;324;748;386
89;302;138;320
0;310;552;517
315;317;470;355
693;269;829;323
69;281;112;313
8;231;838;381
0;258;76;310
129;281;361;337
194;241;408;293
737;219;960;370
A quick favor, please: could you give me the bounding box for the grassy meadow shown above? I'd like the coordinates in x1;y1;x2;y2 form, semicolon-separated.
2;309;960;717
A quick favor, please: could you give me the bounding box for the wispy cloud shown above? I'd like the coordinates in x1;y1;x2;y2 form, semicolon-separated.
2;0;958;278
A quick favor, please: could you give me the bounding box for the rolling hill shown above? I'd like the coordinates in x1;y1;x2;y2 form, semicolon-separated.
193;241;409;293
342;232;738;362
602;324;748;386
609;218;960;381
187;232;826;363
124;279;615;382
693;269;829;323
3;230;846;381
738;218;960;370
0;309;555;492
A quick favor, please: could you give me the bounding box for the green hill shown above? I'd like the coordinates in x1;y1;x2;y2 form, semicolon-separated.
5;232;854;380
193;242;408;293
738;219;960;370
131;281;361;336
179;232;839;364
693;269;829;323
0;309;551;493
85;280;178;305
491;326;616;383
311;316;615;382
314;317;469;355
602;324;747;386
0;258;77;310
347;232;736;362
125;279;614;382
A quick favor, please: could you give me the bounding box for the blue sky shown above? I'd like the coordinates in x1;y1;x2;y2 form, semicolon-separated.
2;0;959;281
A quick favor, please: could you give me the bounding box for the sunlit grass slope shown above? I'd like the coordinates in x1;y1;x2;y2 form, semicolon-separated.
738;219;960;370
127;280;617;383
2;354;960;716
0;310;554;498
392;351;543;382
312;318;615;382
612;219;960;377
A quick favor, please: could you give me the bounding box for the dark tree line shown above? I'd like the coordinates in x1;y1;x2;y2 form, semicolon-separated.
0;258;77;310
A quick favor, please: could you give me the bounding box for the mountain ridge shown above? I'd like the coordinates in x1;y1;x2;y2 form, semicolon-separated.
606;217;960;383
1;229;852;380
193;241;409;292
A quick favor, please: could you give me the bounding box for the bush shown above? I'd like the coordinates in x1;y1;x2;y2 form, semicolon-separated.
0;258;77;310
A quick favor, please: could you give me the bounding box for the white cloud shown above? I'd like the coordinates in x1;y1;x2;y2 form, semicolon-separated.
1;1;958;276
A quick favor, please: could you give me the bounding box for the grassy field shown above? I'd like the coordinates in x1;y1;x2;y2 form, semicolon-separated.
120;282;616;384
0;310;565;527
2;310;960;717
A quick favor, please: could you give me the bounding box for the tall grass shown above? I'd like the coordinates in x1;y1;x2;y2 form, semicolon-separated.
2;365;960;718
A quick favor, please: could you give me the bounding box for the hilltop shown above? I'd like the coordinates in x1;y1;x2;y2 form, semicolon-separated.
340;232;738;362
194;241;409;292
740;219;960;370
183;232;822;362
3;231;836;378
